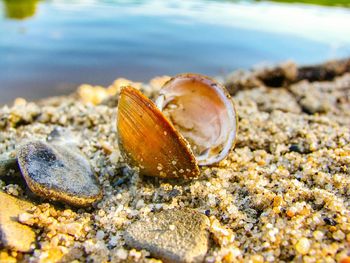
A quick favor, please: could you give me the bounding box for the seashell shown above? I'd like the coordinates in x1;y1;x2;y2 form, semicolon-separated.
117;73;237;178
117;87;199;179
156;74;237;166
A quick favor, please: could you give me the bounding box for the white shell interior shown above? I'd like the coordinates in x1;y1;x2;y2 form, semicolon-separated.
155;74;237;165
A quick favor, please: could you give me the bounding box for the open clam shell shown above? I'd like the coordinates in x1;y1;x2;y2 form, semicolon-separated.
156;74;237;165
117;87;200;179
117;74;237;178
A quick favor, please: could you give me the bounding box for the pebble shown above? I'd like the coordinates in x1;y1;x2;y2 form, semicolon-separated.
17;141;102;207
96;230;105;240
295;237;311;255
341;257;350;263
313;230;324;241
299;95;329;114
124;208;210;263
289;144;303;153
0;191;36;252
323;217;337;226
333;230;345;241
115;248;128;260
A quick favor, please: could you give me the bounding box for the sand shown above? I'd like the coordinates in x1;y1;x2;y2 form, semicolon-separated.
0;59;349;262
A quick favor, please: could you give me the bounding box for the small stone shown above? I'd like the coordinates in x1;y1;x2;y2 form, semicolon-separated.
286;207;296;218
77;84;109;105
289;144;302;153
115;248;128;260
329;226;337;232
295;237;310;255
39;247;64;262
323;217;337;226
96;230;105;240
62;222;83;237
18;212;35;225
0;251;17;263
340;257;350;263
332;230;345;241
17;141;102;207
300;95;330;114
313;230;324;241
135;199;145;209
124;208;209;263
251;254;264;263
0;191;36;252
347;233;350;242
168;188;181;198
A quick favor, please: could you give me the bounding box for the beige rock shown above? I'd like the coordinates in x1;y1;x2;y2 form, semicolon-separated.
77;84;109;105
0;191;36;252
0;251;17;263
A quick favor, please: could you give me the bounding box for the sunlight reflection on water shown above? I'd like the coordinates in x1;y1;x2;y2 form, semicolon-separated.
0;0;350;103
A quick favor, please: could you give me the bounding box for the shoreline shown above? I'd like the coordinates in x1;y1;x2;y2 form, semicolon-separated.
0;58;349;262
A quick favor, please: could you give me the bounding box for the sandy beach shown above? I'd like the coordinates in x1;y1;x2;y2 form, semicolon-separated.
0;59;349;262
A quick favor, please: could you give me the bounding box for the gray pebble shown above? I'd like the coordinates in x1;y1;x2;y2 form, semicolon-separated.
124;208;209;263
300;95;330;114
0;191;36;252
17;141;102;207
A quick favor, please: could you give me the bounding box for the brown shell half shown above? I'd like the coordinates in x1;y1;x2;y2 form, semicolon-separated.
117;86;199;178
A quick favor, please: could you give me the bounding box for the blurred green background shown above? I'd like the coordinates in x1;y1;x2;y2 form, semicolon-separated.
2;0;350;20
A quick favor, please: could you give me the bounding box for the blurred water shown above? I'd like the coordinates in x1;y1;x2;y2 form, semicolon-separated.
0;0;350;103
